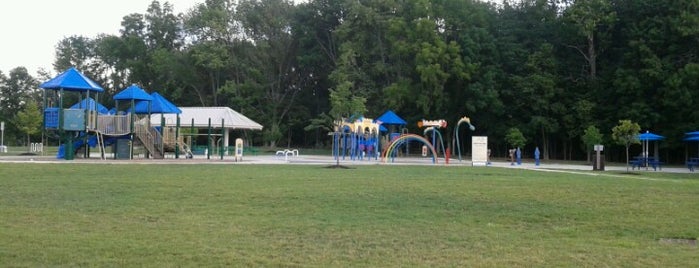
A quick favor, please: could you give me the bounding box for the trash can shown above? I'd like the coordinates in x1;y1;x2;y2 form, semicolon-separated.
593;154;605;171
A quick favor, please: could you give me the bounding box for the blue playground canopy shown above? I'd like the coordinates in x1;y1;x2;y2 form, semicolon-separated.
113;84;153;101
134;92;181;114
70;97;109;114
376;110;407;126
39;67;104;92
376;110;406;133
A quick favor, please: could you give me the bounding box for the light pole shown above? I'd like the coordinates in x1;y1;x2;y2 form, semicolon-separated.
1;121;5;152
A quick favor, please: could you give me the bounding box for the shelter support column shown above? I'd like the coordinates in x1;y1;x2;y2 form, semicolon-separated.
224;128;230;154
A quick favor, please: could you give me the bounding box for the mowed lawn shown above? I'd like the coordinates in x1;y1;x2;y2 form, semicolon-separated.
0;163;697;267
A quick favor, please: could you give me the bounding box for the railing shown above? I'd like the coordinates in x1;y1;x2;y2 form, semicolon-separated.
94;115;131;135
134;120;164;159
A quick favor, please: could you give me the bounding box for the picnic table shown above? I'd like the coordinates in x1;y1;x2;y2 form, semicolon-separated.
630;156;663;171
686;157;699;172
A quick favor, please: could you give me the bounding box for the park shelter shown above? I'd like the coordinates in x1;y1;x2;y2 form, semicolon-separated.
151;107;263;148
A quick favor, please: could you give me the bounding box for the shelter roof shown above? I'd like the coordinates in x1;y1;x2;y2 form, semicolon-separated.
39;67;104;92
151;107;263;130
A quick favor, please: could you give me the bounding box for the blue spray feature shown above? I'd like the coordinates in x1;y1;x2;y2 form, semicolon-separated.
454;117;475;162
423;127;446;158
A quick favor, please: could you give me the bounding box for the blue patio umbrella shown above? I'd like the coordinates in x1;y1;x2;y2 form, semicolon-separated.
684;134;699;158
637;131;664;159
638;131;665;141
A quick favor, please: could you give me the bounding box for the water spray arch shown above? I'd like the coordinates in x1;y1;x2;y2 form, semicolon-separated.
382;134;438;164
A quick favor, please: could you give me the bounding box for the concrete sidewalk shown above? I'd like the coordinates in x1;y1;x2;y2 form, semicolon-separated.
0;153;695;173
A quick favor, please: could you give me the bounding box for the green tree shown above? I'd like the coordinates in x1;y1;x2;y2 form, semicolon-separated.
327;78;366;167
181;0;240;106
292;0;344;147
512;43;561;160
564;0;615;81
504;127;527;149
145;0;182;51
236;0;301;148
0;67;38;145
611;119;641;171
581;125;603;163
14;100;42;149
328;81;366;120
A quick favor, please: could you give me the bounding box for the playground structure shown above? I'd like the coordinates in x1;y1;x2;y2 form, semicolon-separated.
40;68;190;160
332;117;381;161
329;113;469;165
41;68;119;160
40;69;262;161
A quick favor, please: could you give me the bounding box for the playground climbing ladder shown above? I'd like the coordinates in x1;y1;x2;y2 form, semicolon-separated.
95;130;106;160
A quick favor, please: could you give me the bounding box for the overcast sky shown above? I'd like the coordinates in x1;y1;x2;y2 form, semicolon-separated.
0;0;201;76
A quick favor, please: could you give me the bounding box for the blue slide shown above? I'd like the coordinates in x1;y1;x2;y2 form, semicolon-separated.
57;133;118;159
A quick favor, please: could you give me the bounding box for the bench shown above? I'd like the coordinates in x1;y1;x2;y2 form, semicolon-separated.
629;160;643;170
276;149;299;160
648;160;663;171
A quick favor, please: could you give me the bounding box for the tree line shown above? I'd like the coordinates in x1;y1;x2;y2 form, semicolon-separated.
1;0;698;163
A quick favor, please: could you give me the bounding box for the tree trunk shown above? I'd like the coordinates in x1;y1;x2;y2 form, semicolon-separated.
588;34;596;79
541;126;549;160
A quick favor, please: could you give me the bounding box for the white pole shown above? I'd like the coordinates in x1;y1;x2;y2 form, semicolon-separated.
1;121;4;149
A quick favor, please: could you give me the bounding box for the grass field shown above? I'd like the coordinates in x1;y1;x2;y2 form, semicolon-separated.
0;163;697;266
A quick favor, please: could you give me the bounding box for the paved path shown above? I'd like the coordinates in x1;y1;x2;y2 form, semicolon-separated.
0;153;694;174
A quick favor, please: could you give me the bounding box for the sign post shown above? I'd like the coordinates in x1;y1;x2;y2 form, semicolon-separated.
471;136;488;166
593;144;604;171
